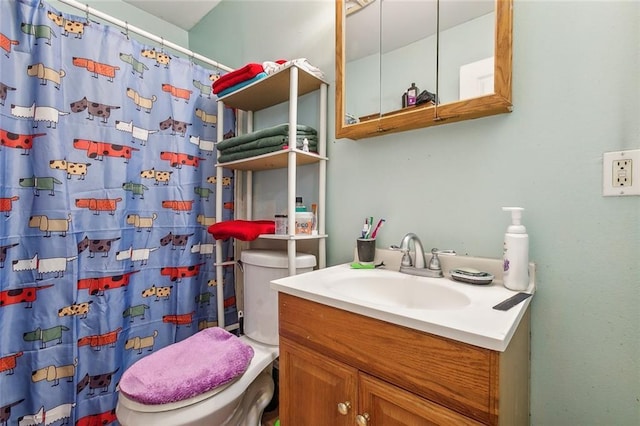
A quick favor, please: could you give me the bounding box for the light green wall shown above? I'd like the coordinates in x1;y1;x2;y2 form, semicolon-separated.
192;1;639;424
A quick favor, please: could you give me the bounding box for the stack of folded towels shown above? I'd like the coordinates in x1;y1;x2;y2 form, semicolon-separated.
212;62;276;97
212;58;325;97
216;123;318;163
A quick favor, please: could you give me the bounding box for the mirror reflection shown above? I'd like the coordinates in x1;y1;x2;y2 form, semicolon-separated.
345;0;382;124
438;0;495;104
337;0;511;140
379;0;437;116
345;0;494;122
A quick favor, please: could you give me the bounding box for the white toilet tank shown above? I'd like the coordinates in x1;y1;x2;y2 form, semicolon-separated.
241;250;316;345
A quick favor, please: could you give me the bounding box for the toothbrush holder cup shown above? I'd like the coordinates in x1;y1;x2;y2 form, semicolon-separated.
356;238;376;264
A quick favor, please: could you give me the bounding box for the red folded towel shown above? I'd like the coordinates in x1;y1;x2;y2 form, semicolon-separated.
208;220;275;241
212;63;265;94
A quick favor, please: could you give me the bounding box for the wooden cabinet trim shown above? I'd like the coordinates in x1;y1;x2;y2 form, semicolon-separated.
497;309;530;425
359;372;485;425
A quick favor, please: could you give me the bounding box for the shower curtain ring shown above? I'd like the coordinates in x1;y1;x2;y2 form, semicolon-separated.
160;37;164;53
85;4;90;21
123;21;130;40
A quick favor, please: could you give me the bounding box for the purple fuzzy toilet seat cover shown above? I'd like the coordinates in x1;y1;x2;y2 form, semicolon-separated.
119;327;254;404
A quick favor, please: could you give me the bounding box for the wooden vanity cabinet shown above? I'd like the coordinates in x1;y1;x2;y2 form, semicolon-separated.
278;293;530;426
280;338;357;426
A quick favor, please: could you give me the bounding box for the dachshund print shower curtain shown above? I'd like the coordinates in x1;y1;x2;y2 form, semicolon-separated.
0;0;237;423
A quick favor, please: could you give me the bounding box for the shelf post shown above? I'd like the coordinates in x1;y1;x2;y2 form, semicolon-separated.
215;99;225;328
318;82;328;269
287;66;299;275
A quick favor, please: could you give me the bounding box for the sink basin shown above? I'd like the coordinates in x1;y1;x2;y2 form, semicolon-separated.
326;274;471;310
272;260;535;351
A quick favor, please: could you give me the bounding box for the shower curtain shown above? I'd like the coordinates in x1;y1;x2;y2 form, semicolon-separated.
0;0;237;423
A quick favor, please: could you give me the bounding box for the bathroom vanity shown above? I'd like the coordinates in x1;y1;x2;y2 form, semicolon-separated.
272;258;533;425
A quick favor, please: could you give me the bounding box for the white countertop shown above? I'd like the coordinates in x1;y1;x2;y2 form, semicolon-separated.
271;252;535;352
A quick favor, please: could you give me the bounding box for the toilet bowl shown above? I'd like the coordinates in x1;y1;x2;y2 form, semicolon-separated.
116;336;278;426
116;250;316;426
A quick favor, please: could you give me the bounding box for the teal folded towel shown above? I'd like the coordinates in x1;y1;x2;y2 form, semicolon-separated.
217;123;317;151
219;135;318;155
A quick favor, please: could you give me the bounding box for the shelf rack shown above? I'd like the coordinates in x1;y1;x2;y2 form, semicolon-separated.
213;64;328;328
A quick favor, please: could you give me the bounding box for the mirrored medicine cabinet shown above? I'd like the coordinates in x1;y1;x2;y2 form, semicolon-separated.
335;0;513;140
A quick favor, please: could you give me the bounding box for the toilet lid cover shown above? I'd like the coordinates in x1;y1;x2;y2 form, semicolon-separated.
119;327;254;405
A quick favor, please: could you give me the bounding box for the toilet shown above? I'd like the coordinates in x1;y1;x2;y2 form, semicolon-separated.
116;249;316;426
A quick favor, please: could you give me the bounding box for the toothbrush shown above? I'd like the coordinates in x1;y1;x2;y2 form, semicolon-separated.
361;218;369;238
371;219;385;239
365;216;374;238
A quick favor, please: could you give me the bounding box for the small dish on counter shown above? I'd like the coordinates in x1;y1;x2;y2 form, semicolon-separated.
450;267;494;285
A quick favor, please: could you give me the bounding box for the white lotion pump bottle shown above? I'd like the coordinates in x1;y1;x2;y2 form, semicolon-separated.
502;207;529;291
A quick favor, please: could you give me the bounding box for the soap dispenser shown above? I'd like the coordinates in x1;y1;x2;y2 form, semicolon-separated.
502;207;529;291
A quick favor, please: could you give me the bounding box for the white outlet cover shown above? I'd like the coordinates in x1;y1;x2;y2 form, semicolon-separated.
603;149;640;196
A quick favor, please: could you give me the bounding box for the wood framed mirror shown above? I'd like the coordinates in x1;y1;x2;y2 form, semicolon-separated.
335;0;513;140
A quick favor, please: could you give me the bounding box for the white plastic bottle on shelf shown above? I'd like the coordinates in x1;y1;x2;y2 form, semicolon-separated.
502;207;529;291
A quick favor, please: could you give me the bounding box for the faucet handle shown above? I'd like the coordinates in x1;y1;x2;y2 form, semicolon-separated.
390;244;413;267
428;248;456;271
432;248;456;255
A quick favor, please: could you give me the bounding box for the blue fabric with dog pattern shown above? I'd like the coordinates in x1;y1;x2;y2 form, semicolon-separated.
0;0;238;423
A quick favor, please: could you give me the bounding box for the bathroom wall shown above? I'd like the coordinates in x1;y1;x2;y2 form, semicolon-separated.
191;1;640;425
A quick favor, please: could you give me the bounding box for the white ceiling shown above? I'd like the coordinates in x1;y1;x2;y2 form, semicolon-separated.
122;0;221;30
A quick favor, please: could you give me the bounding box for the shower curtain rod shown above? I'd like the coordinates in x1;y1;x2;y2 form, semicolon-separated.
56;0;233;72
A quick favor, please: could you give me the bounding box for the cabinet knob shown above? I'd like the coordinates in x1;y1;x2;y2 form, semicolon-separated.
337;401;351;415
356;413;370;426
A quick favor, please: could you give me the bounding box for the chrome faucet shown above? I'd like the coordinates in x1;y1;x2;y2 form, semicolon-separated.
392;232;426;268
391;233;455;278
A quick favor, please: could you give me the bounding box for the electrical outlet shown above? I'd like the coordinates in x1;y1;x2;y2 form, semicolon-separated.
603;149;640;196
613;159;632;187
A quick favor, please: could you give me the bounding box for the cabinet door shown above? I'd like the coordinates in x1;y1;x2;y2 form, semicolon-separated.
358;373;484;426
280;338;357;426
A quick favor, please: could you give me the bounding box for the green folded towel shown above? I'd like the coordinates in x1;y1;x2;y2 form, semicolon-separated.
219;135;318;154
218;145;285;163
217;123;317;151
